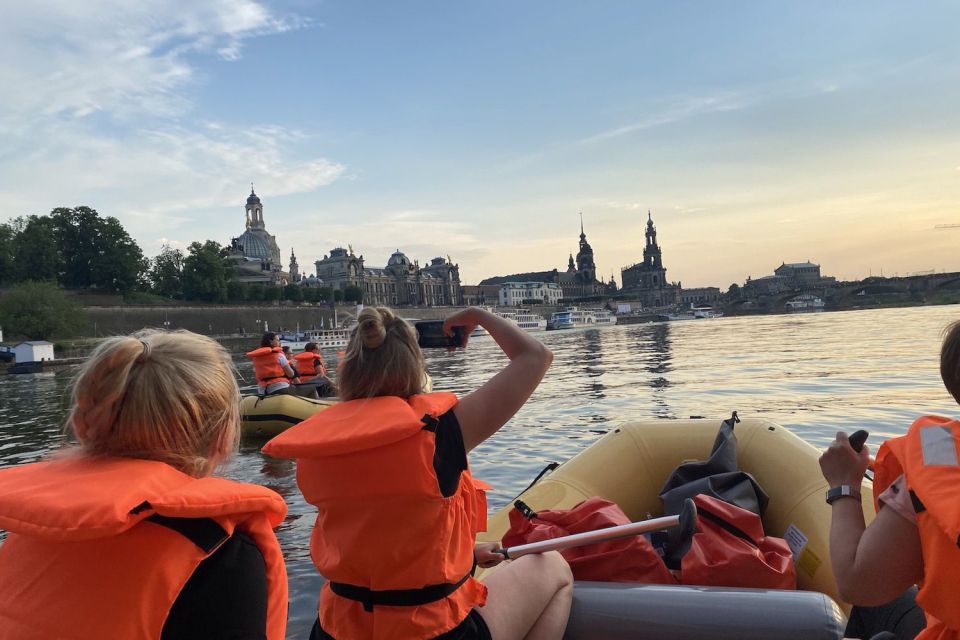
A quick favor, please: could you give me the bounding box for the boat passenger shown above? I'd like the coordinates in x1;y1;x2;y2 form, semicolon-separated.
293;342;327;382
248;331;298;395
0;329;288;640
263;306;573;640
820;320;960;640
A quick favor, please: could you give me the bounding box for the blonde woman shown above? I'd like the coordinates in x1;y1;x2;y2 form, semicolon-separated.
0;330;288;640
264;306;572;640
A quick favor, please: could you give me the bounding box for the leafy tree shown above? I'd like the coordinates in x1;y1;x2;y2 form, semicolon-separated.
149;245;184;299
11;216;60;283
227;280;248;302
284;283;303;302
0;281;86;340
263;285;282;302
344;285;363;303
725;283;742;301
302;287;320;303
182;241;228;302
317;286;334;303
0;223;13;286
333;288;344;303
48;207;145;293
247;284;265;302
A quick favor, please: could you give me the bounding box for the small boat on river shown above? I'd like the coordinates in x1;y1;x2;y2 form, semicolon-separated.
475;417;870;639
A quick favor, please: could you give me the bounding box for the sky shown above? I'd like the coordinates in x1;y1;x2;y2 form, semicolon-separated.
2;1;959;288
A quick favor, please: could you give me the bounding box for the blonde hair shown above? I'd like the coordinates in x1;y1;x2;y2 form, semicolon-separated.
337;307;425;401
67;329;240;477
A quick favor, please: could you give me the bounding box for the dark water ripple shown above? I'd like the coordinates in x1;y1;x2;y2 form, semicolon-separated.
1;305;959;636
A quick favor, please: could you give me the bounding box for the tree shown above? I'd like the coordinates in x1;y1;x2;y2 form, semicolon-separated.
302;287;320;303
725;283;742;301
0;223;13;286
0;281;86;340
284;283;303;302
227;280;248;302
263;285;282;302
50;207;145;293
247;283;265;302
317;286;334;303
149;245;185;299
333;288;344;303
344;285;363;304
10;216;60;283
182;241;228;302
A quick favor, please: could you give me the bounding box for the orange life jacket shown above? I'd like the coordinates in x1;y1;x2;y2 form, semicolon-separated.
262;392;489;640
874;415;960;639
247;346;288;387
293;350;326;381
0;456;288;640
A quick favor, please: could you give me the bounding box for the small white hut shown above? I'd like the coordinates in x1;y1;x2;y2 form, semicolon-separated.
13;341;55;363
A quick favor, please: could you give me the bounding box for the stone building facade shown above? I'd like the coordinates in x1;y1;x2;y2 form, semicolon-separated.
313;247;462;306
620;212;679;308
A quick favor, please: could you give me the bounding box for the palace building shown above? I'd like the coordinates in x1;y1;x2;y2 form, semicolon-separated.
620;212;680;308
313;246;463;306
226;187;291;285
480;216;615;300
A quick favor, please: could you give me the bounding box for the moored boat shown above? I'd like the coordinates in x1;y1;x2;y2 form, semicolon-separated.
495;308;548;331
279;328;352;351
476;417;871;639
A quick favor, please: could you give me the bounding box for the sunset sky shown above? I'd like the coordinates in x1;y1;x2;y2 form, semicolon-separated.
2;1;959;288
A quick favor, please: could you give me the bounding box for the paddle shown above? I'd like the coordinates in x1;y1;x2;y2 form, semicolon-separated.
848;429;869;453
494;498;698;561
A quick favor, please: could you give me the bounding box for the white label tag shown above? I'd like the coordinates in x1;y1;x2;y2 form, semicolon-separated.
920;426;959;466
784;524;808;560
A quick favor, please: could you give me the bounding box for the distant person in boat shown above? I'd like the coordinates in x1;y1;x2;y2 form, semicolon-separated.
0;330;288;639
247;332;298;395
820;321;960;640
292;342;335;398
262;306;573;640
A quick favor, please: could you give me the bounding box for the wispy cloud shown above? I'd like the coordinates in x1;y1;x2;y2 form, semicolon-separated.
578;92;749;145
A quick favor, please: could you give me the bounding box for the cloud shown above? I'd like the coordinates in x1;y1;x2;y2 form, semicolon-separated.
0;1;343;246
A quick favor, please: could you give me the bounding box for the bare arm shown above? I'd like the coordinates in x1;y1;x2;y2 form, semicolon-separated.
447;307;553;452
820;432;923;605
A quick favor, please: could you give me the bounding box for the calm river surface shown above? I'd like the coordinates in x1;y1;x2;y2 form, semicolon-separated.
2;305;960;636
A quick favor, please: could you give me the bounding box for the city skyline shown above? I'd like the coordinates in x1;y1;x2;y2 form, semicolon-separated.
2;2;959;288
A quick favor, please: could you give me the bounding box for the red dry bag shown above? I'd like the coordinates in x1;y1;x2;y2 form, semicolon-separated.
501;496;675;584
680;494;796;589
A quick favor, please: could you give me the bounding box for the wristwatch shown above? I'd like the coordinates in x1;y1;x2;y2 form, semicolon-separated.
825;485;861;505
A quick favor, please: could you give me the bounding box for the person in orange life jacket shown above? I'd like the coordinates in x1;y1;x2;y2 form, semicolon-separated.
248;331;298;395
0;330;288;640
292;342;327;383
282;345;300;378
819;320;960;640
262;306;573;640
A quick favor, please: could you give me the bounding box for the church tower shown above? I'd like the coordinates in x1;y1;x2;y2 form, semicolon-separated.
643;210;663;270
289;248;300;282
567;253;576;273
246;185;264;230
575;214;597;283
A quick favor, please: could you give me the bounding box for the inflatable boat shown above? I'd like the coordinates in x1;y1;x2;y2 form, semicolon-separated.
476;417;877;640
240;394;336;439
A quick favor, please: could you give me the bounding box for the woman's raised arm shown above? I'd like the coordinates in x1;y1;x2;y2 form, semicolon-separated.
447;307;553;452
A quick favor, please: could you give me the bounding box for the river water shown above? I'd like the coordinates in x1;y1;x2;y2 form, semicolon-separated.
2;305;959;636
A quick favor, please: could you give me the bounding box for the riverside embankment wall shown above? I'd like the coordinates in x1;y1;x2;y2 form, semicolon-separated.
81;305;460;338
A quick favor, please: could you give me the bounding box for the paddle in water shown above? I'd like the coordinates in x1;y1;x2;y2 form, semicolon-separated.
495;498;697;561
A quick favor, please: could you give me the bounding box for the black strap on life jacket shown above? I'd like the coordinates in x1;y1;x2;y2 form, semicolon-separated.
145;514;230;554
329;567;473;613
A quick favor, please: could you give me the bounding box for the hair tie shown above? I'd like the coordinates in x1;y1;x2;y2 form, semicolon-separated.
136;339;151;364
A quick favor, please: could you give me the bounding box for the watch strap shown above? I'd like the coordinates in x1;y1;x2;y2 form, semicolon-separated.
825;485;861;505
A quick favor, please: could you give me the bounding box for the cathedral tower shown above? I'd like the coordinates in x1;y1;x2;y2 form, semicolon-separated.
575;214;597;283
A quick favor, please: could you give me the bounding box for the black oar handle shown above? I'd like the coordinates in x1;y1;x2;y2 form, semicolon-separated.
848;429;869;453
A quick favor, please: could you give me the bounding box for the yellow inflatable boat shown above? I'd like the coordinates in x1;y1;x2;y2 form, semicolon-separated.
477;417;876;640
240;394;336;439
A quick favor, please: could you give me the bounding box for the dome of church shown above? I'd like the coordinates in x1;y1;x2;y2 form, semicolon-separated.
387;250;410;267
238;228;274;261
247;190;261;205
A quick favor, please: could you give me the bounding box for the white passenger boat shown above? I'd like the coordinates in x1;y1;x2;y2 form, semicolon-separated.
786;295;825;313
547;307;618;330
279;328;352;351
666;305;723;321
495;308;548;332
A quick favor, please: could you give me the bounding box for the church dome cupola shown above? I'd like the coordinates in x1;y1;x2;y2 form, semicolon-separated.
387;250;410;267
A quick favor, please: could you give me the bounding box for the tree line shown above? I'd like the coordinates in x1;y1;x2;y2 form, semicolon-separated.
0;206;363;304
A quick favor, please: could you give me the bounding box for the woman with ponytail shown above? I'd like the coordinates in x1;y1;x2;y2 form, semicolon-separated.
0;330;289;640
264;307;572;640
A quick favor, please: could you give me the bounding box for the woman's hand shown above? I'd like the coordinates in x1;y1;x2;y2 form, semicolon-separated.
475;542;506;569
819;431;870;488
442;307;485;350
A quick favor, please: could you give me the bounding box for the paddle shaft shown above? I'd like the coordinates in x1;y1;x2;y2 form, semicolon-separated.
496;513;680;560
